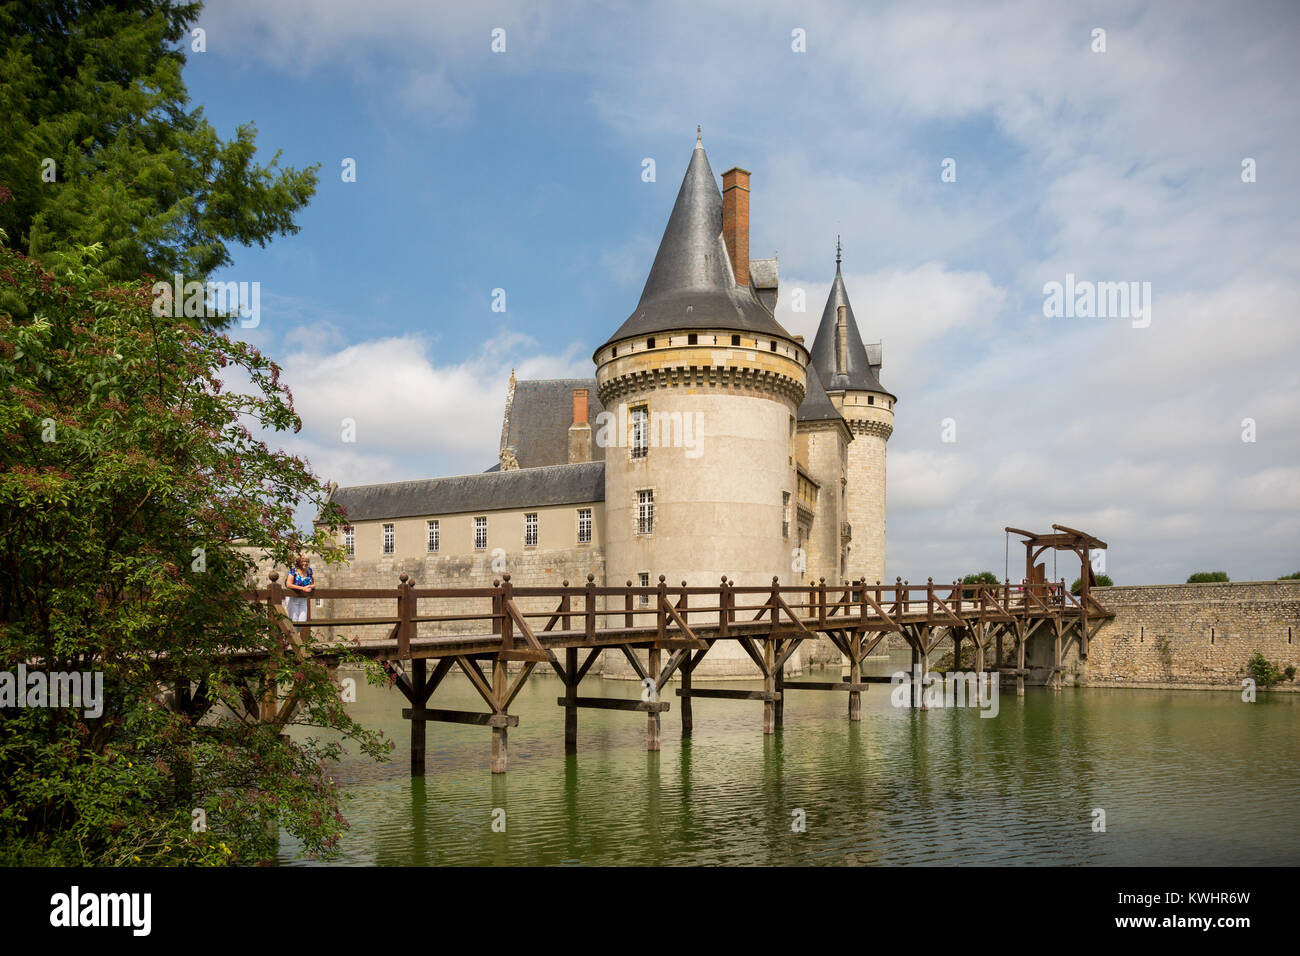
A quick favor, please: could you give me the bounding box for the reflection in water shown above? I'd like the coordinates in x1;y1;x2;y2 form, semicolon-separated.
281;650;1300;866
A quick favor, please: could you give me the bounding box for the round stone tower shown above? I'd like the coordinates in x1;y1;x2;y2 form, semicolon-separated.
807;244;896;587
594;133;809;678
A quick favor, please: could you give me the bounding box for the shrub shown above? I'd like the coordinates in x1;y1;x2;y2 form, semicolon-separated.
1187;571;1229;583
1246;652;1297;688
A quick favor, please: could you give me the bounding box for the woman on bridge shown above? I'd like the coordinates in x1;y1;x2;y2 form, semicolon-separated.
285;554;314;624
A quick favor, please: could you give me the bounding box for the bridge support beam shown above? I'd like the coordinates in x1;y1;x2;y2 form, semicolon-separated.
1016;624;1026;697
410;659;427;775
564;647;578;754
763;638;776;734
491;658;508;773
647;645;662;751
849;631;864;721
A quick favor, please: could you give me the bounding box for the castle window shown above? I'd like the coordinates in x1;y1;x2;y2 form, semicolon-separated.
639;571;651;606
612;346;617;357
637;490;654;535
344;526;354;557
783;492;790;540
647;337;655;349
524;512;538;548
687;333;697;345
382;523;394;555
630;405;649;460
474;516;487;550
868;396;874;405
731;334;740;346
427;520;439;553
577;508;592;544
770;340;777;352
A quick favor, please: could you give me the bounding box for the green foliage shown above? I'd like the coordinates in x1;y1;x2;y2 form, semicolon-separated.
1069;574;1114;594
1278;571;1300;580
1246;652;1296;689
960;570;999;599
0;246;389;865
1187;571;1229;584
0;0;317;311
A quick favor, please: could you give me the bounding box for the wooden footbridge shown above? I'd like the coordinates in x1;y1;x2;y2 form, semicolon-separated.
226;526;1111;774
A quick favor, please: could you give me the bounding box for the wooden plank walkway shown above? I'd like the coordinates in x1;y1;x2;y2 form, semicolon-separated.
208;571;1112;773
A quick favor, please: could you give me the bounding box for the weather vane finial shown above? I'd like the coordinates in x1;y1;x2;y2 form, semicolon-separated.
836;235;841;269
696;124;702;147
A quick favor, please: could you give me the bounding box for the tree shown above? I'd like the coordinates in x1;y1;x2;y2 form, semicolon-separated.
0;1;317;311
960;570;999;599
1187;571;1229;584
1070;574;1114;594
0;245;388;865
1278;571;1300;580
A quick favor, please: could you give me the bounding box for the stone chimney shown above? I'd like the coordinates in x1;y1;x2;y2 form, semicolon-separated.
721;167;751;287
567;387;592;463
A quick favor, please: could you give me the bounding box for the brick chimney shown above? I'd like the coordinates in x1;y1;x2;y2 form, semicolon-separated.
567;388;592;463
721;167;751;287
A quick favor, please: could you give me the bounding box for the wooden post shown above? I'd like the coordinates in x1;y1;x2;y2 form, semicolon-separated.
763;634;777;734
718;575;729;638
491;657;508;773
397;572;413;658
681;649;695;740
952;628;963;674
410;657;427;775
584;573;595;643
564;645;578;753
1016;621;1026;697
774;644;785;729
625;579;634;628
918;628;930;711
1053;617;1063;692
648;655;661;751
973;622;986;706
910;640;921;709
848;629;862;721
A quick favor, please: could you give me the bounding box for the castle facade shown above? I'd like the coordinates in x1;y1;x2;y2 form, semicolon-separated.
319;134;895;677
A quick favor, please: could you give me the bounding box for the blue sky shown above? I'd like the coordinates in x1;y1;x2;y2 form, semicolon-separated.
189;0;1300;584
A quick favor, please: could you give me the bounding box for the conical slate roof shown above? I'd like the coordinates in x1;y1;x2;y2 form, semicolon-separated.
808;256;892;397
796;361;843;423
599;137;791;351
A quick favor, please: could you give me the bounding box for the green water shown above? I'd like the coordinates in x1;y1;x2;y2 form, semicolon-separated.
280;651;1300;866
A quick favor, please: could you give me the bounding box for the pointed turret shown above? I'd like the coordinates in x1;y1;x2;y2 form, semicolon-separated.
598;136;790;351
808;246;893;399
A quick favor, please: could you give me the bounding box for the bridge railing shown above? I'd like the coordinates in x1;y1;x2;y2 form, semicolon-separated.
243;573;1080;659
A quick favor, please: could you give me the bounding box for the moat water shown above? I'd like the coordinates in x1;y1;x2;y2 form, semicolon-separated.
279;650;1300;866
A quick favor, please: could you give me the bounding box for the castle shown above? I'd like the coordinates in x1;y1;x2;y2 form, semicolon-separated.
320;133;896;677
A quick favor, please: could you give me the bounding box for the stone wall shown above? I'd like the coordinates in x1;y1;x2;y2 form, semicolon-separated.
1083;581;1300;689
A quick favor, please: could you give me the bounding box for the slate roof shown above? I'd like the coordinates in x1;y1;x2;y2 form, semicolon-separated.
808;259;895;399
598;139;792;352
503;379;606;469
796;363;845;424
328;461;605;522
